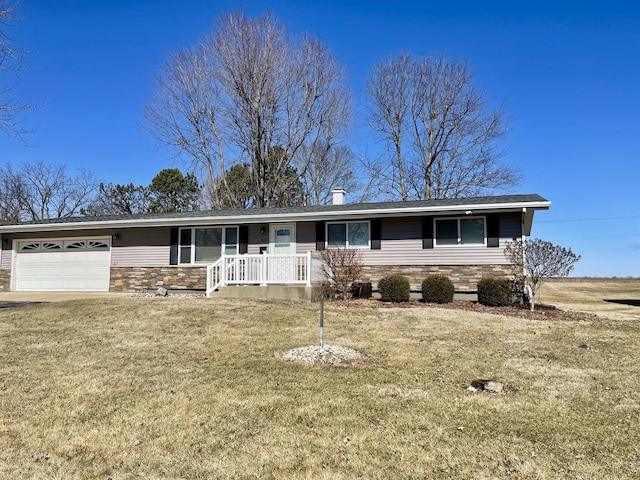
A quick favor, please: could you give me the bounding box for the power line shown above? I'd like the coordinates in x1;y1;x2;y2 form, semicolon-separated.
547;234;640;242
538;215;640;223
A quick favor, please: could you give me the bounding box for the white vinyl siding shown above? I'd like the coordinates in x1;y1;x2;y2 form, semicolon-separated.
111;227;170;266
1;212;524;276
357;216;518;266
5;227;173;268
294;222;315;254
0;244;10;269
247;224;270;254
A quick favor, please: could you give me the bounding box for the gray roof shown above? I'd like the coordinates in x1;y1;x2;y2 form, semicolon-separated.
0;193;550;233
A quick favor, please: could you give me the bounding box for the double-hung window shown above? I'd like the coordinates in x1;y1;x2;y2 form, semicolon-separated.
327;221;370;248
435;217;485;246
179;226;239;264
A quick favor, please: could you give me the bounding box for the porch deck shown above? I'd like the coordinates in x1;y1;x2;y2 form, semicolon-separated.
206;252;324;297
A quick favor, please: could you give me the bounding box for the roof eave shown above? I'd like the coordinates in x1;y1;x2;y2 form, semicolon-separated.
0;199;551;234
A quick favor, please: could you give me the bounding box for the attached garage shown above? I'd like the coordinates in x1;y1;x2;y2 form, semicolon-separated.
13;237;111;292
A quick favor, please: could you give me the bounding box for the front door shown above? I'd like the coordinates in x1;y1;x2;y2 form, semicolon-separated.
270;223;295;255
269;224;296;282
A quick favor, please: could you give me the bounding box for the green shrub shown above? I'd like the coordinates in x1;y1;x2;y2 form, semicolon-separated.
421;275;455;304
378;274;410;302
477;277;512;306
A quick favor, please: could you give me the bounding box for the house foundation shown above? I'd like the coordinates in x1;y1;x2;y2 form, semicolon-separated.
0;268;10;292
361;264;514;292
109;266;207;292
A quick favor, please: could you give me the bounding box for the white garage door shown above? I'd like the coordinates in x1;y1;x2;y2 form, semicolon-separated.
14;237;111;292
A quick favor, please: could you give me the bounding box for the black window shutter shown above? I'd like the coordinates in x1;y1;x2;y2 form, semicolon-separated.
239;225;249;254
486;214;500;248
422;217;434;249
370;219;381;250
315;221;325;250
169;227;179;265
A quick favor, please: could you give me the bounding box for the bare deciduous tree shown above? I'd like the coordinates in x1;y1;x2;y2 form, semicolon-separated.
82;182;150;217
318;247;364;299
0;161;98;221
366;53;521;200
505;238;581;311
145;47;225;203
144;11;351;208
0;165;21;220
1;1;36;140
297;144;359;205
366;53;413;201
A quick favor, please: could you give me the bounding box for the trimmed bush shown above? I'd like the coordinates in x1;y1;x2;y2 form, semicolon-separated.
421;275;455;304
477;277;512;306
378;274;410;303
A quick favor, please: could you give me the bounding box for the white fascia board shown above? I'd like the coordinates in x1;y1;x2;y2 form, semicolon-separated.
523;208;535;236
0;200;551;234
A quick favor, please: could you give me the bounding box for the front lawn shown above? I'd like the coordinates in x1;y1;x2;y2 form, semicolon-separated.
1;287;639;479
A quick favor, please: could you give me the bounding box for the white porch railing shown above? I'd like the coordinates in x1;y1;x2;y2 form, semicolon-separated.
206;252;323;297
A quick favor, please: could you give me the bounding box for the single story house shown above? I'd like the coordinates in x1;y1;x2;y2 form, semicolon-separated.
0;191;550;297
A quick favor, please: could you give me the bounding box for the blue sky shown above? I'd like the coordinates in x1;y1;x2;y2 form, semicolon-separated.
3;0;639;277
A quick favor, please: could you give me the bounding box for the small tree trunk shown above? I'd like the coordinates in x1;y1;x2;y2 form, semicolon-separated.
524;284;534;312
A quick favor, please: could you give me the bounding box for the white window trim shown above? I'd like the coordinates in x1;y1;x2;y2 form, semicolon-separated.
178;226;239;264
434;216;487;247
326;220;371;249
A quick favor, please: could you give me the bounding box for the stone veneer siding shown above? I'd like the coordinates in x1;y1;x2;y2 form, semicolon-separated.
0;268;10;292
361;264;514;292
109;266;207;292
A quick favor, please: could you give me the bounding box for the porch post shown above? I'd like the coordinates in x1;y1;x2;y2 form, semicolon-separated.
220;253;226;287
306;251;312;287
206;264;211;298
261;253;268;286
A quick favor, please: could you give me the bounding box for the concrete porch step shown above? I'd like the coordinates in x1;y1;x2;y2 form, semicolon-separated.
211;285;317;302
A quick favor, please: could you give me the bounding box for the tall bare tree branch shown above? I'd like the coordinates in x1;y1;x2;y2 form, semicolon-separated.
1;1;37;141
367;53;521;200
0;161;98;221
366;53;413;201
144;11;351;208
297;143;359;205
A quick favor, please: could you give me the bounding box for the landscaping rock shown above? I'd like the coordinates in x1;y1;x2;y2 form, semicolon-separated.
155;287;168;297
470;379;503;394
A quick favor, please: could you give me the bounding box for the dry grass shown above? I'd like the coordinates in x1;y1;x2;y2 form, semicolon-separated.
1;280;639;479
538;277;640;320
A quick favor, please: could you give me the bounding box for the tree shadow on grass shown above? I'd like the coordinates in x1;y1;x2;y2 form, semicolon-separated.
604;299;640;307
0;301;42;310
